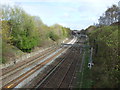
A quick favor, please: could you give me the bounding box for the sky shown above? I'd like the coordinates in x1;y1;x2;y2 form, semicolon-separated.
1;0;119;30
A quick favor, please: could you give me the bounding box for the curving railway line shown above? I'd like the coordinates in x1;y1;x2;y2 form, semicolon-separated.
1;46;59;88
3;48;65;88
2;46;58;75
2;46;58;79
2;37;78;89
34;41;84;88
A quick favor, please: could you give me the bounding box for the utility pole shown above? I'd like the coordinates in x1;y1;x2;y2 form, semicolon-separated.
88;47;94;69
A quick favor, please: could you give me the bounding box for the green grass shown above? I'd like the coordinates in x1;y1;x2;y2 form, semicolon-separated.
80;47;93;88
81;48;92;88
88;25;119;88
76;45;93;89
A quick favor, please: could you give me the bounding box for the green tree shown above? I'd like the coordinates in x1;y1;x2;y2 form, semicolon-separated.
48;31;59;41
4;6;39;52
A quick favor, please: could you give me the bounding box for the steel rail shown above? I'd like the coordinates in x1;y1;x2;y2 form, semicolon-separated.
2;46;57;76
1;47;57;81
2;47;67;89
34;46;73;89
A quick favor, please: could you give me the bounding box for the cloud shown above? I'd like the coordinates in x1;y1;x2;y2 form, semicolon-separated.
1;0;119;30
7;0;119;3
1;0;15;6
61;13;71;18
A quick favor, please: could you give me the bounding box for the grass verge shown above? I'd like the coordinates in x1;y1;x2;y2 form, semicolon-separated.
76;45;93;89
80;46;93;88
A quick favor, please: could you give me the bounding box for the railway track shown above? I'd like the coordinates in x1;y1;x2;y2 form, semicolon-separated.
1;46;59;87
2;46;58;76
1;38;73;77
34;41;83;88
34;46;74;88
2;47;58;76
2;47;67;88
2;40;77;89
68;48;83;88
22;47;73;88
1;37;77;89
59;48;82;88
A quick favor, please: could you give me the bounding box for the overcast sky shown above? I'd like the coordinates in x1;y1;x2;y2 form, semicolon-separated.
1;0;119;30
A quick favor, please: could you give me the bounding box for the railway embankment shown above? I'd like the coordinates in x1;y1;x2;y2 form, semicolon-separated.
1;38;71;70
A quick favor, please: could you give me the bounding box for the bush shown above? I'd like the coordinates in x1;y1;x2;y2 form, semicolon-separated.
48;31;59;41
88;25;119;88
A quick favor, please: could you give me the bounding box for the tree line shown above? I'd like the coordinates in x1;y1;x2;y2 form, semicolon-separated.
86;4;119;88
1;5;71;53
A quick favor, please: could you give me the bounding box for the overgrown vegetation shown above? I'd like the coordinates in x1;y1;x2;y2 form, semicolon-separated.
83;5;120;88
1;5;71;63
80;46;92;88
85;4;119;88
87;25;119;88
75;38;92;88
